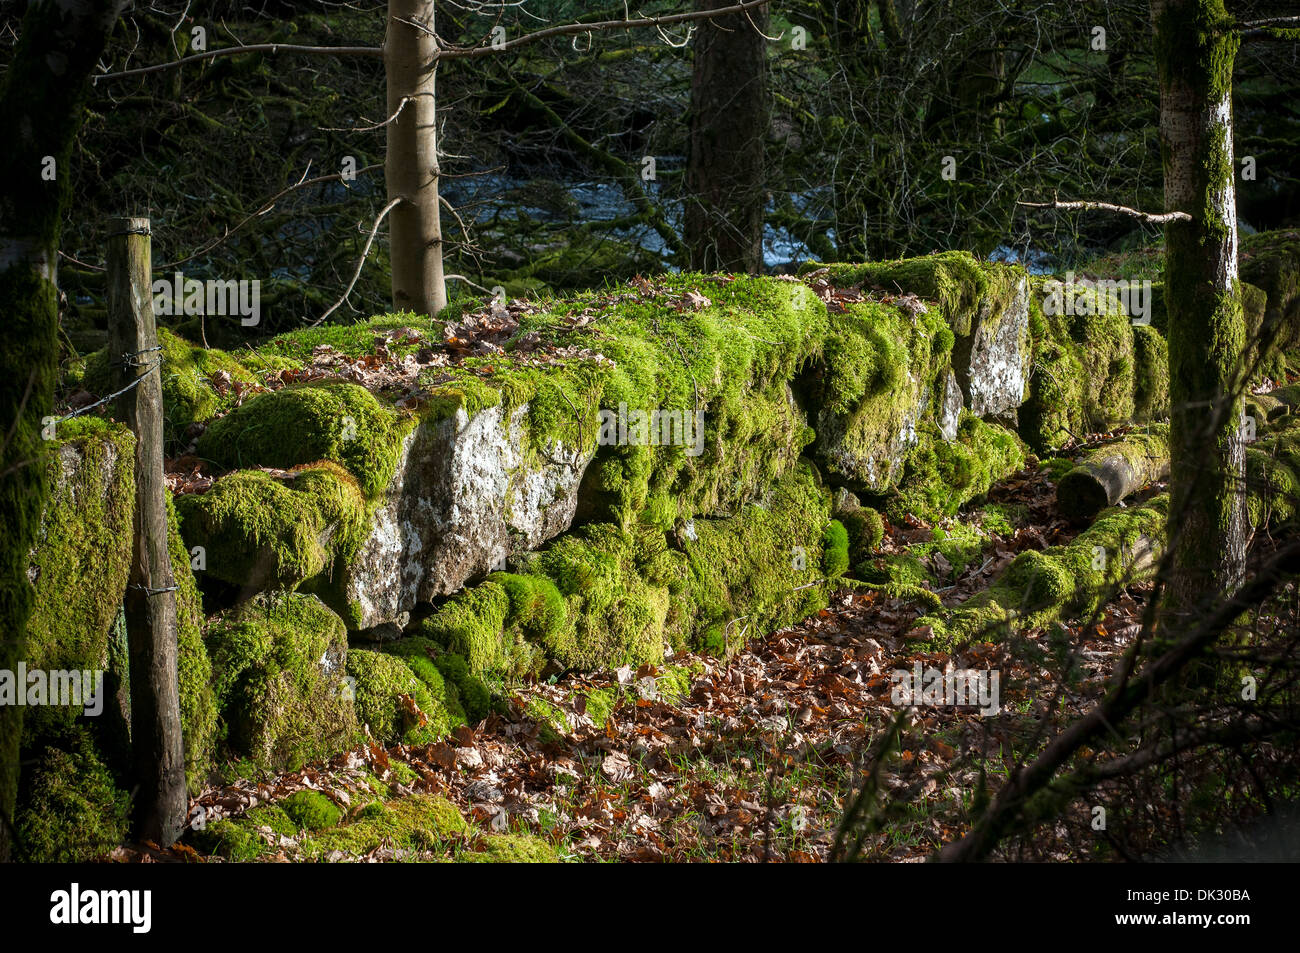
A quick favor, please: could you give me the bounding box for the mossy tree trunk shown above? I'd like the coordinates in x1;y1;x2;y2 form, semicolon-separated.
1151;0;1247;610
0;0;125;863
386;0;447;317
684;0;769;274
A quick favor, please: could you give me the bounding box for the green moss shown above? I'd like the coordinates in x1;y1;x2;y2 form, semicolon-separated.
306;793;469;857
24;420;135;737
811;297;954;492
196;381;411;499
656;664;694;705
804;250;996;335
390;762;418;786
82;328;255;448
858;520;987;597
191;818;266;862
1039;456;1077;482
245;803;298;838
417;579;533;677
206;592;356;772
1241;230;1300;359
979;502;1027;535
525;696;571;743
433;653;493;723
0;260;61;843
561;275;827;529
822;519;850;577
889;415;1025;522
167;494;217;794
13;730;129;862
1021;280;1143;450
1245;417;1300;527
531;525;674;669
677;466;834;655
414;467;836;674
280;790;343;831
253;312;431;365
583;687;616;728
463;833;561;863
176;461;366;592
1132;324;1170;421
839;505;885;565
918;496;1169;648
346;649;460;746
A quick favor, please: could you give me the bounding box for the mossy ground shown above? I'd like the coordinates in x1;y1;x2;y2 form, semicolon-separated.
193;789;558;863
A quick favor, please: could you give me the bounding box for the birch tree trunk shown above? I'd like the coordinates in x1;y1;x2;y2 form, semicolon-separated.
386;0;447;316
1151;0;1247;610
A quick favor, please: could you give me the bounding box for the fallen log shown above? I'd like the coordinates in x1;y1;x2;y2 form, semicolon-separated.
1055;425;1169;521
912;496;1168;649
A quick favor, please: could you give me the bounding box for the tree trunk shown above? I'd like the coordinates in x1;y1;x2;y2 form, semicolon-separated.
107;218;187;847
0;0;124;863
1150;0;1247;611
386;0;446;317
684;0;768;274
1056;428;1171;521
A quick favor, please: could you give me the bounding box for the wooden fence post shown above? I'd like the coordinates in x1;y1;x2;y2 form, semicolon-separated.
106;216;186;846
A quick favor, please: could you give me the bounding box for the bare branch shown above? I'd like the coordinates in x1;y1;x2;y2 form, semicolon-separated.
431;1;772;61
319;94;432;133
156;164;383;271
1235;16;1300;40
93;43;384;84
311;197;403;327
936;539;1300;863
1017;198;1192;225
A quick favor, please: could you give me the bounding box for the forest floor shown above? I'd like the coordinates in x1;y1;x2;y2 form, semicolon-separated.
113;454;1160;864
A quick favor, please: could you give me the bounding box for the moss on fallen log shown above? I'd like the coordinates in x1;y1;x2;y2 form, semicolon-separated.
1056;425;1169;521
914;496;1169;649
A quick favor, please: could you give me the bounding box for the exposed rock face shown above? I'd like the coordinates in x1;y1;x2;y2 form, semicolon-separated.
342;403;592;629
938;370;963;442
955;273;1030;420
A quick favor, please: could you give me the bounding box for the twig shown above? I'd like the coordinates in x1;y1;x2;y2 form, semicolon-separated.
433;1;772;60
1018;198;1192;225
157;164;382;271
93;2;772;83
93;43;384;83
320;94;432;133
1235;16;1300;40
443;274;496;295
311;197;402;326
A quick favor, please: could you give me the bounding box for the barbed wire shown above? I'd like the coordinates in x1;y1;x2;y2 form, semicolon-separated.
52;346;163;425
